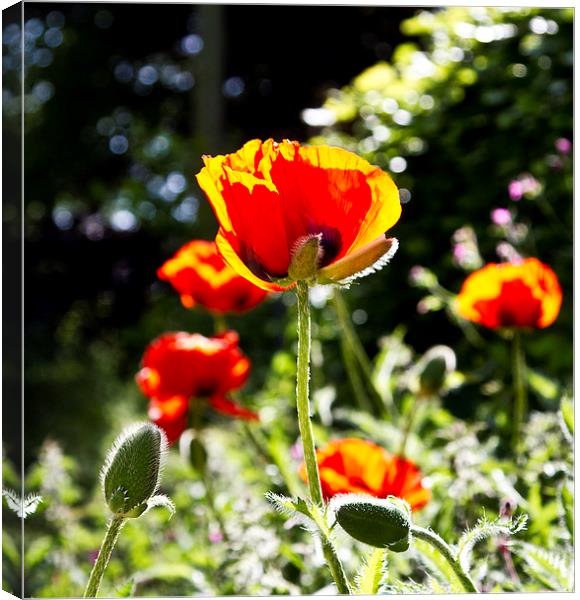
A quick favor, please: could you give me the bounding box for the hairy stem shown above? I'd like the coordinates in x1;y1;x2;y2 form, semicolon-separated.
296;281;350;594
511;330;527;454
411;526;478;593
84;515;125;597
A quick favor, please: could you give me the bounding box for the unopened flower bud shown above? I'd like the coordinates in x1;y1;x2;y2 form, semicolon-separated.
417;345;456;397
408;265;437;289
101;423;168;518
499;497;517;519
288;235;323;281
189;437;208;474
331;494;411;551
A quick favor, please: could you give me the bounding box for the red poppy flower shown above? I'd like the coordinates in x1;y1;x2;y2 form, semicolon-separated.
299;438;430;511
148;396;189;444
196;139;401;291
157;239;269;314
136;331;258;442
457;258;562;329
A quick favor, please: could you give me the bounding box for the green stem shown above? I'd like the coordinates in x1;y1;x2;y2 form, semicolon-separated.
188;403;230;543
213;313;228;334
398;396;423;457
84;515;125;597
295;282;350;594
511;330;527;454
340;335;373;412
332;290;387;415
411;526;478;593
202;468;229;542
243;423;304;498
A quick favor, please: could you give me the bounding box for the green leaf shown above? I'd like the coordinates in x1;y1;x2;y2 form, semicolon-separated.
385;579;431;594
560;396;574;443
413;537;464;593
266;492;313;524
512;542;573;591
24;536;53;569
2;488;43;518
527;368;559;403
560;482;573;544
114;579;136;598
354;548;387;595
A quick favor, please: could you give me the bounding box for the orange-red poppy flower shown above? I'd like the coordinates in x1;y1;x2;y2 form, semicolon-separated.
299;438;430;511
456;258;562;330
157;240;269;314
148;396;189;444
196;139;402;291
136;331;258;442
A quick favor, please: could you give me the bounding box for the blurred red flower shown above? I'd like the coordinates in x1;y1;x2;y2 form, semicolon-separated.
457;258;562;329
300;438;430;511
157;239;269;314
137;331;258;442
148;396;189;444
196;139;401;291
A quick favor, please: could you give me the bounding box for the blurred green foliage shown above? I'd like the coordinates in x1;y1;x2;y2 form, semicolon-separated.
312;6;572;391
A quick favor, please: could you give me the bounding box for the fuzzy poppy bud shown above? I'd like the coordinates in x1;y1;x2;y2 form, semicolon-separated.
288;235;323;282
189;437;208;474
417;345;456;397
330;494;412;551
101;423;168;518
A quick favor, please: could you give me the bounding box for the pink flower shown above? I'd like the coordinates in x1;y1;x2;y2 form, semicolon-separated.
555;138;572;155
508;180;523;201
290;440;304;461
491;208;512;226
508;174;541;201
452;244;468;262
547;155;563;170
208;530;224;544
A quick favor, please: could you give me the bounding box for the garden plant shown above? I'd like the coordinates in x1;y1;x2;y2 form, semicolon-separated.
3;5;573;598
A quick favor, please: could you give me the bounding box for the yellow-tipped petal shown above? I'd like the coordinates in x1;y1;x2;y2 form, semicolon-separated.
216;230;293;293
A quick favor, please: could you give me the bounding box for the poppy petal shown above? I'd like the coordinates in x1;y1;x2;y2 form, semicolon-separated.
318;236;398;283
216;229;294;292
210;395;259;421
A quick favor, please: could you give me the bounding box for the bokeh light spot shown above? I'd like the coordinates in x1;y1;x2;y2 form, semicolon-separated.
181;34;204;55
109;134;129;155
223;76;245;98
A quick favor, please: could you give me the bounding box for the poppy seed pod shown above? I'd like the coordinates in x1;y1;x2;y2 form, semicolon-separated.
417;345;456;397
101;423;168;518
331;494;412;551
